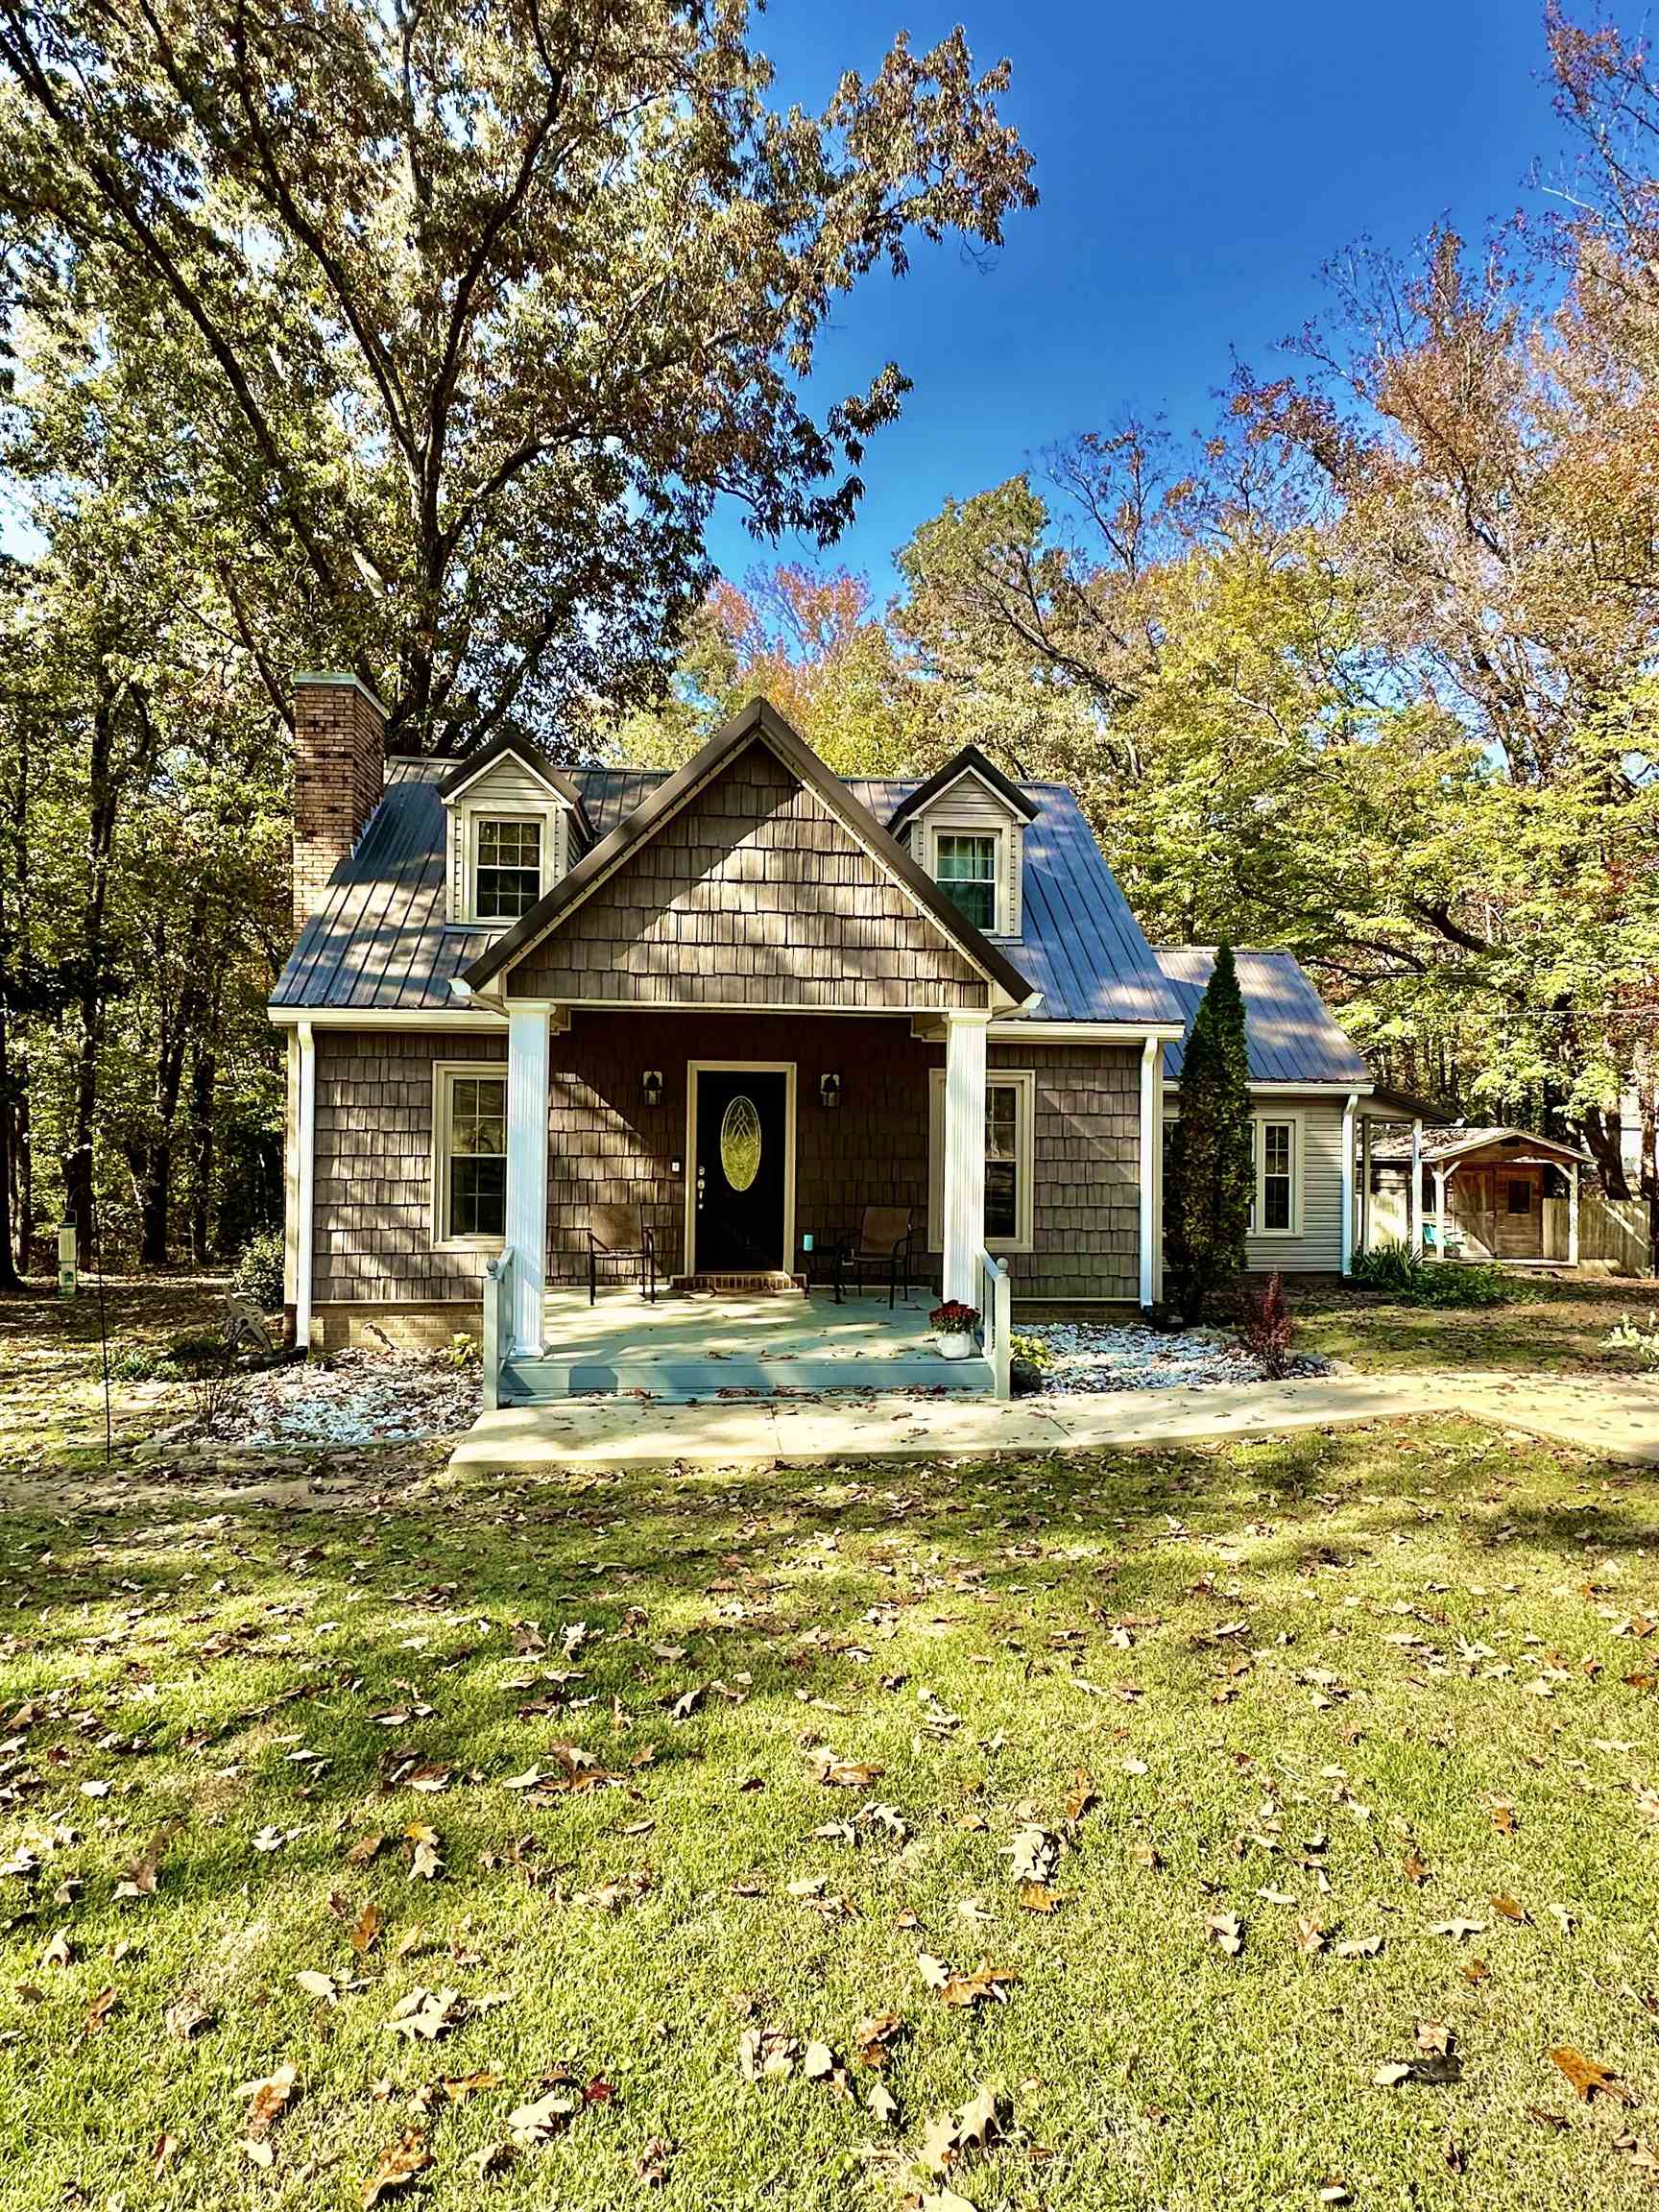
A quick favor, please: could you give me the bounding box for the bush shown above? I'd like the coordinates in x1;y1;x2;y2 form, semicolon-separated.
108;1346;164;1382
162;1330;233;1379
1604;1311;1659;1370
1352;1238;1513;1309
1240;1272;1296;1378
233;1230;286;1313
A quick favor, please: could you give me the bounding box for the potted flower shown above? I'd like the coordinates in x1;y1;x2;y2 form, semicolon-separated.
929;1299;981;1360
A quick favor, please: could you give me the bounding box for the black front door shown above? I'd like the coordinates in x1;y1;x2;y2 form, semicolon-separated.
694;1069;788;1272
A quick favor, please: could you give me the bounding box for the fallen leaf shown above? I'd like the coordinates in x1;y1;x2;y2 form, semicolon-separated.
386;1987;467;2042
239;2062;299;2142
1206;1911;1245;1957
361;2128;432;2207
506;2086;580;2144
350;1901;383;1954
1550;2046;1635;2106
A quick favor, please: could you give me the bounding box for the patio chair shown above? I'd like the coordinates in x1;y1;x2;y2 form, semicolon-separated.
834;1205;920;1310
586;1203;657;1305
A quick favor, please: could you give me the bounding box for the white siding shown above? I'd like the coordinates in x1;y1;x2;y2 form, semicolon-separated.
1247;1095;1346;1273
1161;1090;1351;1275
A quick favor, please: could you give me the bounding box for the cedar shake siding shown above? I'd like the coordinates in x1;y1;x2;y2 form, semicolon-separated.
993;1041;1141;1301
305;1017;1144;1316
503;739;991;1012
312;1031;508;1305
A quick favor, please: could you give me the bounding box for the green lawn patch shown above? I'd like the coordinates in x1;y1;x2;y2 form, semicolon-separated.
1;1421;1657;2209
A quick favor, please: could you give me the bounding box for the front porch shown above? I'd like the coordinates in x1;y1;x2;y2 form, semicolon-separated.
494;1286;996;1403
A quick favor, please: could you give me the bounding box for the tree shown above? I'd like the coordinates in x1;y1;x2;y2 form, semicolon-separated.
614;563;939;776
0;0;1035;754
1165;943;1253;1322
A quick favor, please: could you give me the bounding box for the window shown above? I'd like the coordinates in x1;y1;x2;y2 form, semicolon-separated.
434;1068;507;1245
474;818;542;921
1248;1116;1300;1237
935;832;998;931
1506;1176;1531;1215
928;1070;1035;1253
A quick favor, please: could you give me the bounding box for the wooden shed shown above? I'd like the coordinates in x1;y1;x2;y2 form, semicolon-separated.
1367;1125;1592;1266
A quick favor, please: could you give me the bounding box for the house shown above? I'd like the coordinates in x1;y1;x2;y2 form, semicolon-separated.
269;677;1381;1400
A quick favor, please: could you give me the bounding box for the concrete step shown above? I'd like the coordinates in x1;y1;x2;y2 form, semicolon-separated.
498;1353;993;1404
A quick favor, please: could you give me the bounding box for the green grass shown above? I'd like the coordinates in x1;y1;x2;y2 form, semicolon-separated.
1295;1273;1647;1377
1;1423;1657;2210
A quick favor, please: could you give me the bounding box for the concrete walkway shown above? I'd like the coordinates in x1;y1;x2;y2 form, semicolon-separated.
449;1367;1659;1471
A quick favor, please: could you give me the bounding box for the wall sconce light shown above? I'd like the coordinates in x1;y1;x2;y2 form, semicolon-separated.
818;1071;842;1110
642;1070;663;1110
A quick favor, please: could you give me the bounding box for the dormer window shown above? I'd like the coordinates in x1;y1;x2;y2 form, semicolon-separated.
437;734;592;928
886;743;1038;942
475;818;543;920
936;832;999;931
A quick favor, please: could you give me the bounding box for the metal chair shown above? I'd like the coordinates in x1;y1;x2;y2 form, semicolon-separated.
587;1203;657;1305
834;1205;920;1309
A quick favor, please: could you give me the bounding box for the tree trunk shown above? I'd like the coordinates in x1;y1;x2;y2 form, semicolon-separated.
1580;1101;1632;1202
0;1003;21;1293
129;1140;172;1269
188;1037;216;1264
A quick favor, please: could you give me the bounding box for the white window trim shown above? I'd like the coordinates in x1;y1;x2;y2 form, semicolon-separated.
928;1067;1035;1254
929;825;1004;934
1250;1111;1304;1239
449;801;566;926
431;1061;509;1252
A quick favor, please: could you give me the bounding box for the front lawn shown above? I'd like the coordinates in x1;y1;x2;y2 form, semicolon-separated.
2;1423;1656;2210
1295;1273;1648;1378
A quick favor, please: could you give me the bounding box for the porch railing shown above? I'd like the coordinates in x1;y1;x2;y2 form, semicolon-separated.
481;1247;515;1412
977;1246;1013;1401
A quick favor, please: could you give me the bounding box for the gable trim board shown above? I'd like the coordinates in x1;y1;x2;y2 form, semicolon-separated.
461;700;1036;1013
886;747;1039;833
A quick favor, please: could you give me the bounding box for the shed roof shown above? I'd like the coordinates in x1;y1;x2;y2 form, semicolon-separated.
1369;1124;1593;1166
1156;948;1369;1088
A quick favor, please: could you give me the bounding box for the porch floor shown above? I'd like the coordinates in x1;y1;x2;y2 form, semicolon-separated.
501;1287;993;1404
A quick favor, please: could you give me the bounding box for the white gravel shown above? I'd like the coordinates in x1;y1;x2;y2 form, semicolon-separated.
1018;1320;1331;1395
228;1349;480;1448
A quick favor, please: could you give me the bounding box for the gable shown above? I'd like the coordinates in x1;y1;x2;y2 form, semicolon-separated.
501;736;997;1011
901;772;1027;939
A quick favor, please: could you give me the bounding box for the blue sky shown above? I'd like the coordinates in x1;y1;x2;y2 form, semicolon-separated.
704;0;1593;589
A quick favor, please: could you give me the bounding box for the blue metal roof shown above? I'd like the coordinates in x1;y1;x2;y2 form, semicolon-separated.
272;757;1187;1032
1157;948;1369;1086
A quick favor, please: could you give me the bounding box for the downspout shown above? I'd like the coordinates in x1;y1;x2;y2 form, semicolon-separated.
1139;1036;1160;1310
1339;1092;1358;1277
296;1019;316;1352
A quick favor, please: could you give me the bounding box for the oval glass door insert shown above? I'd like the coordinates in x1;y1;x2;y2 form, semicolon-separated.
719;1094;762;1191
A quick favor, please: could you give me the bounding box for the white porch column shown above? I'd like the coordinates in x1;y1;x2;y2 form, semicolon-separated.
943;1008;989;1308
1409;1119;1424;1255
1139;1038;1160;1310
295;1020;316;1352
1432;1161;1448;1262
506;1000;551;1356
1568;1162;1580;1268
1339;1092;1358;1278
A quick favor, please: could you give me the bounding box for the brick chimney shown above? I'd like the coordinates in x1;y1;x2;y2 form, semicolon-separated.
292;672;387;932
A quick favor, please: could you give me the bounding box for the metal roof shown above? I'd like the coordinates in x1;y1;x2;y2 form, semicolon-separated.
1156;948;1369;1087
851;780;1183;1025
1369;1124;1593;1166
272;749;1195;1030
464;704;1038;1007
